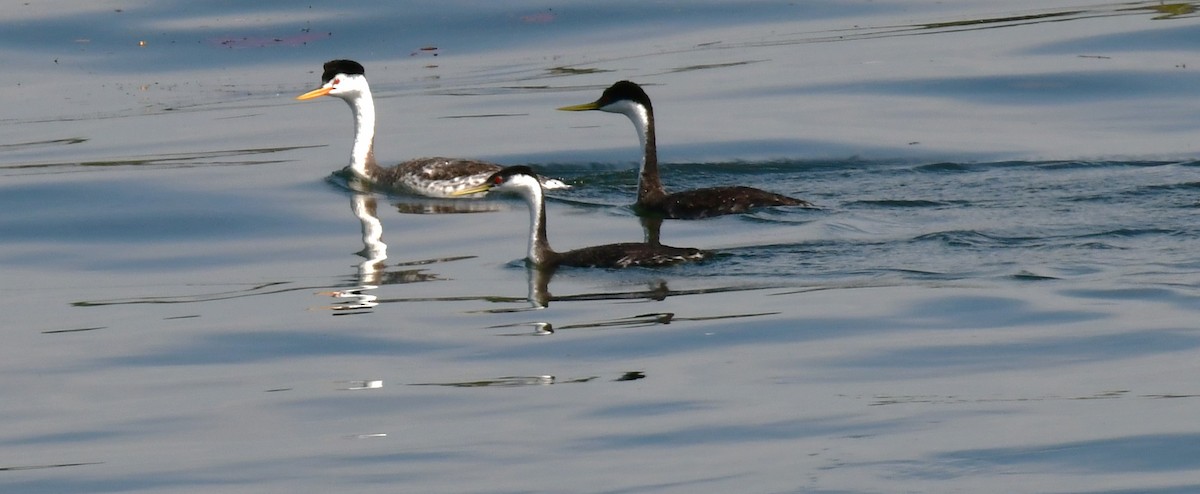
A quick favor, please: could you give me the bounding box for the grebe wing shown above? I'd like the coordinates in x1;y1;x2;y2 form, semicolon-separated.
651;186;812;219
397;158;501;182
395;159;570;191
558;242;709;268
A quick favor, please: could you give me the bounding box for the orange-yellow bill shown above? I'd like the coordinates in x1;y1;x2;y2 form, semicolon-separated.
296;86;333;100
449;183;494;197
556;101;601;111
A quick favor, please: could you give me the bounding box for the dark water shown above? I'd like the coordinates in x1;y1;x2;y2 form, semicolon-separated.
3;2;1200;493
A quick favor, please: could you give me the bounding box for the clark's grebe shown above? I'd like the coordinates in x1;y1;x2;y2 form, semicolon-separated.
453;166;708;269
297;60;567;197
559;80;811;218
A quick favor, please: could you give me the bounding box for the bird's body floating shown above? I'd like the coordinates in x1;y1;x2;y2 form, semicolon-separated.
559;81;810;218
297;60;567;197
453;166;709;269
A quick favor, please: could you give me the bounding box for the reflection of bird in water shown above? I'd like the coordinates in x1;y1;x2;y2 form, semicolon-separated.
349;193;389;286
527;265;552;309
453;165;709;269
296;59;568;197
320;193;387;311
333;171;506;215
559;80;812;218
391;200;505;215
320;193;445;312
639;215;664;246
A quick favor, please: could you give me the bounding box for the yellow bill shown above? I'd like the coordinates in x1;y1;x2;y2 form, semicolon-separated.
450;183;494;197
556;101;602;112
296;86;333;100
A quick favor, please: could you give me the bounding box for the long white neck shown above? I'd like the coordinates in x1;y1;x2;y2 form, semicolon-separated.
345;89;377;179
512;178;554;266
610;101;664;203
629;105;652;171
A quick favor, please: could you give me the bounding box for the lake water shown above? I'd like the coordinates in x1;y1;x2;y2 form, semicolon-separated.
2;1;1199;493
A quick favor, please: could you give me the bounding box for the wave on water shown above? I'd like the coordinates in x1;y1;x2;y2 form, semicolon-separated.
911;230;1039;248
845;199;959;208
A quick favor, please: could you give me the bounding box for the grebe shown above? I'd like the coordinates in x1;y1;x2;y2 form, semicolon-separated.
296;59;567;197
558;80;811;218
452;166;709;269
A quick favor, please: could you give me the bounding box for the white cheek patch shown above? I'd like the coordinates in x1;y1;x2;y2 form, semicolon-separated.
602;100;651;150
603;100;649;125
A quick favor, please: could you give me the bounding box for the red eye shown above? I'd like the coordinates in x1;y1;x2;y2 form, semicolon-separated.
493;176;503;184
332;78;340;85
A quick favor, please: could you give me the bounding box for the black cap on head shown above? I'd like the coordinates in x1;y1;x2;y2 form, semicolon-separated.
489;165;537;184
598;80;652;110
321;60;365;83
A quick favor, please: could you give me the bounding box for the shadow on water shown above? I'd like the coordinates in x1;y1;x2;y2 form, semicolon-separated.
0;145;323;177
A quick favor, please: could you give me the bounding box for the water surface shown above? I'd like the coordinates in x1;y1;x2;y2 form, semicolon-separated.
2;1;1199;493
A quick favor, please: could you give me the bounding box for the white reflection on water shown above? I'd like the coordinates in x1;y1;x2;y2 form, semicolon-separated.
337;380;383;391
318;193;386;312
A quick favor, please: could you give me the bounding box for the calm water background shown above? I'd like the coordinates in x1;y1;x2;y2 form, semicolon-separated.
2;1;1199;493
